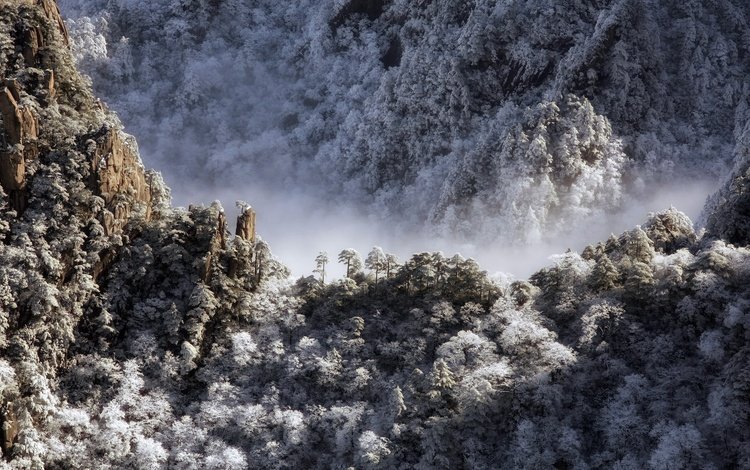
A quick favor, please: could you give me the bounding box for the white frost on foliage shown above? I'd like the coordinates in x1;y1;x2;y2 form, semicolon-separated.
58;0;741;247
0;359;15;395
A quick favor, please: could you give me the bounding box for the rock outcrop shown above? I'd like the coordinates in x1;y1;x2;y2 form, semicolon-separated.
226;207;257;279
216;211;228;250
82;126;152;234
201;210;228;282
0;85;38;146
0;3;264;465
235;206;256;243
17;0;69;67
43;69;55;102
0;405;18;457
0;81;38;213
37;0;69;45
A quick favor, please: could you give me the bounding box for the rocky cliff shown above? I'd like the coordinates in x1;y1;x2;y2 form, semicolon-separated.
0;2;268;465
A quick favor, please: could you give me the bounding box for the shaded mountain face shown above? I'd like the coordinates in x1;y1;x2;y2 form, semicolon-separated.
58;0;750;242
1;1;750;469
704;120;750;245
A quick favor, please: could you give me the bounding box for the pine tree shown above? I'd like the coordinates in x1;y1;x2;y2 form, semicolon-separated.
390;386;407;419
605;234;620;255
431;359;456;391
624;226;655;264
314;252;329;283
385;253;400;278
338;249;363;279
365;247;386;282
432;252;448;287
582;243;603;261
409;253;437;292
590;254;619;292
624;261;654;297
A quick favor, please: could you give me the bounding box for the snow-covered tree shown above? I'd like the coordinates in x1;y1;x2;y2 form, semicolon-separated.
314;251;329;283
365;246;386;282
338;249;363;279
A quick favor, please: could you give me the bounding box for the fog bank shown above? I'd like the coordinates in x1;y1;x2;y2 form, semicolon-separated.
176;178;718;281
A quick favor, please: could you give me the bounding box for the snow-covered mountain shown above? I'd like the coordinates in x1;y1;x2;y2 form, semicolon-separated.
58;0;750;244
0;1;750;469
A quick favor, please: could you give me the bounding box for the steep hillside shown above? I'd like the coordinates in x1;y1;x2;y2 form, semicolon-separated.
0;2;276;467
0;2;749;469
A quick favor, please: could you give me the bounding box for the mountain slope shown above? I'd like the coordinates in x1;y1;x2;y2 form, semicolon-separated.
59;0;750;242
0;2;274;466
0;2;749;469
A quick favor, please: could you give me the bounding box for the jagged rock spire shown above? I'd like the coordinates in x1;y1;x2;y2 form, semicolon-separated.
236;206;256;243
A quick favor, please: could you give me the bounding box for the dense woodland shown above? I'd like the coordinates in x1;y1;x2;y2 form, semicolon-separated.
58;0;750;242
0;1;749;469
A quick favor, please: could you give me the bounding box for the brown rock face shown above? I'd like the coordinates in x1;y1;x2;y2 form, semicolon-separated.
21;25;44;66
199;211;230;282
236;207;256;243
17;0;69;66
83;127;152;234
228;208;257;280
43;69;55;100
0;84;38;213
86;127;150;205
0;87;38;146
3;80;20;103
217;211;228;250
37;0;69;45
0;148;26;212
0;405;18;456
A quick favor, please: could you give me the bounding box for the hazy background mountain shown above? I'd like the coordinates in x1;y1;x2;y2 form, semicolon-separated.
56;0;748;276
